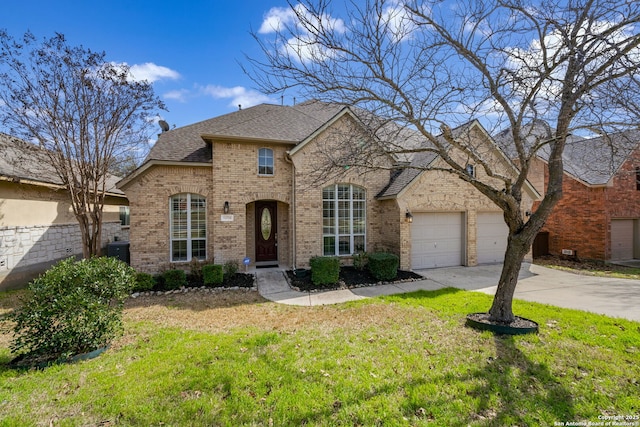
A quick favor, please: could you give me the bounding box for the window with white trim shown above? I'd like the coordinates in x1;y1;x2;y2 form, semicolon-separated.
258;148;274;175
323;184;366;256
170;193;206;262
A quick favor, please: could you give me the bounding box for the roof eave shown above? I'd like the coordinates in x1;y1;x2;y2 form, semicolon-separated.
201;134;299;145
117;160;212;190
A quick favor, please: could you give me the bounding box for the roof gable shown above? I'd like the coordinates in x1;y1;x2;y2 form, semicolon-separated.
147;101;346;163
494;123;640;186
376;120;540;200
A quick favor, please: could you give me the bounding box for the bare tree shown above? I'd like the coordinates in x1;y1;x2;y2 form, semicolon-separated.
0;31;165;258
249;0;640;323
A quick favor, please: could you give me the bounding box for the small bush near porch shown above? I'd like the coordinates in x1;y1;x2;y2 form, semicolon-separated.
288;265;422;292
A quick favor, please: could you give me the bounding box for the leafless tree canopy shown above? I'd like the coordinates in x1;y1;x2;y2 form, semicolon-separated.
248;0;640;322
0;31;165;257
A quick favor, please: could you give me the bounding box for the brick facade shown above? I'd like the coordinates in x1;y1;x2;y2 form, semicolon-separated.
532;146;640;260
121;113;535;273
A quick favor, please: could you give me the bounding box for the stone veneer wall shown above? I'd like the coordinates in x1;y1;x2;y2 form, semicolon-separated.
0;221;128;290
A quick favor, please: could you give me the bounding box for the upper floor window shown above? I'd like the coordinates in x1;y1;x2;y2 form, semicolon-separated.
322;184;366;256
465;164;476;178
170;193;206;262
258;148;274;176
636;167;640;191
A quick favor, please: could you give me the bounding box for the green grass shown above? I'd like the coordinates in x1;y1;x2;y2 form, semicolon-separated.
535;258;640;280
1;288;639;426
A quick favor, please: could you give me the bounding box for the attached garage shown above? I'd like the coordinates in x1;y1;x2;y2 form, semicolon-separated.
477;212;509;264
611;219;634;260
411;212;465;269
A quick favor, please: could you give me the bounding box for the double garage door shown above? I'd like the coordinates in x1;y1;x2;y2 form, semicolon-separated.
411;212;508;269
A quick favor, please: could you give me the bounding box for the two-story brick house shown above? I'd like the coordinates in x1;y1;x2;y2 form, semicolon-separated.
526;129;640;261
118;101;538;273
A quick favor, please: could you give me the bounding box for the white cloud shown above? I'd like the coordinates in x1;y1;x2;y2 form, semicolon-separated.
200;85;273;108
127;62;181;83
381;1;420;43
505;19;640;103
163;89;190;102
259;7;297;34
259;4;346;63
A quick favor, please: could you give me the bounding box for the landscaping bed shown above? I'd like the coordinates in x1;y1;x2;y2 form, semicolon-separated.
534;255;640;279
286;266;423;292
132;272;256;297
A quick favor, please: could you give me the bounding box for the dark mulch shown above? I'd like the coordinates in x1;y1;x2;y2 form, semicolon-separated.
466;312;539;335
286;266;423;292
152;273;255;292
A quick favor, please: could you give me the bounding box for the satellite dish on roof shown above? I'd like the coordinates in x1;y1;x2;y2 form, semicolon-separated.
158;120;170;132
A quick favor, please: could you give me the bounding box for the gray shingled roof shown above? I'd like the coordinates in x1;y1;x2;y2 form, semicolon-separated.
494;123;640;186
147;101;346;163
0;132;123;194
376;122;476;198
554;130;639;185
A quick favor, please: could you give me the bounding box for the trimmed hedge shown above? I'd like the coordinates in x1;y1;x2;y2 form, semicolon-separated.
163;269;187;290
134;272;156;292
367;252;399;281
310;256;340;285
203;264;224;286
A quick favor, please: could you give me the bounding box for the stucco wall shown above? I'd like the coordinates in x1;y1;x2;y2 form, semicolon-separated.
0;180;123;227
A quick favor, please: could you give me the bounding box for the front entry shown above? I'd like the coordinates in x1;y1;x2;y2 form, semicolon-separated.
255;201;278;262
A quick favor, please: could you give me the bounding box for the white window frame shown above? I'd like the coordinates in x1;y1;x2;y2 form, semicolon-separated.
258;147;274;176
170;193;206;262
322;184;366;256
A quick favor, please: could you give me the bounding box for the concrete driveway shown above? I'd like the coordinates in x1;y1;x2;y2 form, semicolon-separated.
415;263;640;322
257;263;640;321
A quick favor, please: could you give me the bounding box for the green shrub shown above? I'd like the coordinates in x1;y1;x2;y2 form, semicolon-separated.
203;264;224;286
134;272;156;292
367;252;399;281
310;256;340;286
353;252;368;271
223;260;239;277
9;257;135;363
163;269;187;290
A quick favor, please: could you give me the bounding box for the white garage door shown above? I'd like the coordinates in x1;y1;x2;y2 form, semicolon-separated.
411;212;464;269
477;212;509;264
611;219;634;260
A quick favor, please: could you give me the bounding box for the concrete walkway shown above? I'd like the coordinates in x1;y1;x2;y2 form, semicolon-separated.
256;264;640;322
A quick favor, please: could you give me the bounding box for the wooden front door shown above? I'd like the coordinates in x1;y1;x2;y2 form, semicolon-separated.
255;201;278;262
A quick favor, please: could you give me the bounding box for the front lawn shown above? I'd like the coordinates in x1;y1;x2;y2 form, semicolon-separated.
1;288;638;426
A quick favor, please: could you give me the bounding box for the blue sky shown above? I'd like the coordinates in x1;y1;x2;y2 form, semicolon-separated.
3;0;295;131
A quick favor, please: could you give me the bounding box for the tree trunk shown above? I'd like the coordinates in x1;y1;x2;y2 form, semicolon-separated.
76;212;102;259
488;233;531;323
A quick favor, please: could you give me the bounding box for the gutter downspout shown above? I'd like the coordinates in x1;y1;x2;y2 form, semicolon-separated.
285;152;296;269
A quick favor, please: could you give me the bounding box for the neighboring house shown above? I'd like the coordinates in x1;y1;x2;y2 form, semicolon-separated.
496;125;640;261
0;133;129;290
117;101;538;274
